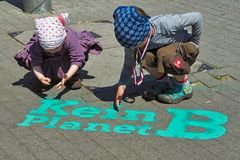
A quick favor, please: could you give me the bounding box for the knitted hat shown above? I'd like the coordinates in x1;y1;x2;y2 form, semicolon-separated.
35;13;69;49
113;6;150;48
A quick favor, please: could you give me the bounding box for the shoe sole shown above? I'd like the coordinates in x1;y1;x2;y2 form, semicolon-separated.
157;92;193;104
142;87;169;101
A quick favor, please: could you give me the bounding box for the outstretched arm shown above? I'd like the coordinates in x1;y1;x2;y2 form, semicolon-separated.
114;48;136;111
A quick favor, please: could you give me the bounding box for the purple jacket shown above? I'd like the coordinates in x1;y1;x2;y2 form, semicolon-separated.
14;27;102;80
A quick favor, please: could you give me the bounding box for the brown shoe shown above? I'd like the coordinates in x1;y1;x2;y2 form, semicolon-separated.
66;79;82;90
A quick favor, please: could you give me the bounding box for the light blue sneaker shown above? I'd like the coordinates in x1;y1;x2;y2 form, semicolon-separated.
157;80;193;104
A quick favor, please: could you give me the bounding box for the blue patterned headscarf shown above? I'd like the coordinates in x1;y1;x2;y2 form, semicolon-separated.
113;6;151;48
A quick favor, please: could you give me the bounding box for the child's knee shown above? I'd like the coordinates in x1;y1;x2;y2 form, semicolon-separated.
182;42;199;66
157;42;199;75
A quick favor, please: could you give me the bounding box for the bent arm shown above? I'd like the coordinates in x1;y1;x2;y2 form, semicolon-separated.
172;12;203;45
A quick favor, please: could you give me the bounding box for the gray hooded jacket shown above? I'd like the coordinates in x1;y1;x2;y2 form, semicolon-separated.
118;12;203;85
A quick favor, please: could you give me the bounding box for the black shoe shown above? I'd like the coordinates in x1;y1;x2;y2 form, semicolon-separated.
142;81;171;101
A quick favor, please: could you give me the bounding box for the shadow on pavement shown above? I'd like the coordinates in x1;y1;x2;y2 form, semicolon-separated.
12;72;49;98
79;70;95;80
12;72;70;99
88;77;155;103
12;69;95;99
53;87;70;99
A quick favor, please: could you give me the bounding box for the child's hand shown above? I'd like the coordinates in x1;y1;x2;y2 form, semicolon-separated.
113;97;121;112
40;77;51;85
114;85;125;111
55;78;67;89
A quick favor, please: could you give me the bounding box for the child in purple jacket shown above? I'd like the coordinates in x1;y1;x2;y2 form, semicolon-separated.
15;13;102;91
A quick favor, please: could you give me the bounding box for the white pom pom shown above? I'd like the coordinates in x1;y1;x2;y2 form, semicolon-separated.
60;12;69;25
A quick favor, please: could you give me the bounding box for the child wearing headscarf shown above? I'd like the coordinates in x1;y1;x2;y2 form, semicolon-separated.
15;13;102;91
113;6;202;110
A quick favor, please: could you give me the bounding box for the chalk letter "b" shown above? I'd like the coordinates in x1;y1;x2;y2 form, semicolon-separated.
156;108;228;140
